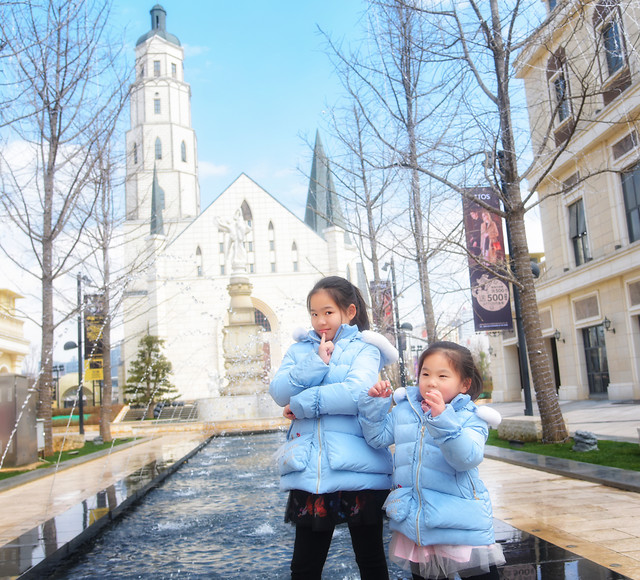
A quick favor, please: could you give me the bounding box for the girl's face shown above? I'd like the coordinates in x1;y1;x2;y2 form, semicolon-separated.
308;289;356;341
419;351;470;404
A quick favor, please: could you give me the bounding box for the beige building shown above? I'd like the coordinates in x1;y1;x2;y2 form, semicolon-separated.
491;0;640;402
0;289;29;375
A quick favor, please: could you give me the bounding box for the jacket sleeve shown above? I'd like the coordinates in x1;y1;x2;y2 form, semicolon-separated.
357;390;395;449
426;406;487;471
288;342;380;419
269;344;329;407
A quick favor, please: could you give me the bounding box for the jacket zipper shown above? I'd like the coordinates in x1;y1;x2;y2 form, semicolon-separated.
415;421;426;545
316;417;322;493
468;473;479;500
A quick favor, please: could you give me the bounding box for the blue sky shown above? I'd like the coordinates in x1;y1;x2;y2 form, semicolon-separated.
113;0;368;218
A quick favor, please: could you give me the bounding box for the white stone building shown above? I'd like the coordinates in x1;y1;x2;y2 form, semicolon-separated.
121;6;364;401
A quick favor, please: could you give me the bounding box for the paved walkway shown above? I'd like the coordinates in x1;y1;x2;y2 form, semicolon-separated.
0;399;638;578
0;432;208;548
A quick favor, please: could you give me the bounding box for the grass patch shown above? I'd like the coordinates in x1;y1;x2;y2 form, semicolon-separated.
0;438;134;482
486;430;640;472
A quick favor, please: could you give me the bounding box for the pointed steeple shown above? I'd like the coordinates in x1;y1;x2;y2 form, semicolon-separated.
150;164;165;235
304;131;347;238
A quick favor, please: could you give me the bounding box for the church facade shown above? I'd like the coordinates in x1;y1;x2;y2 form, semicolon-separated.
121;6;364;401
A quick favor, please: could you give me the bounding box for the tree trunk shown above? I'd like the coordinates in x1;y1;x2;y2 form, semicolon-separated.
490;0;568;442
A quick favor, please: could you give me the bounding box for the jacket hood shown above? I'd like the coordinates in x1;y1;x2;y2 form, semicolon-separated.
292;325;399;368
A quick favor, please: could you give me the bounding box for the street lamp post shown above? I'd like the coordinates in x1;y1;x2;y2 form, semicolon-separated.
383;258;411;389
64;273;88;435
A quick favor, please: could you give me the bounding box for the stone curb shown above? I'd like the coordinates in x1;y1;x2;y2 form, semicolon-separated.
484;445;640;493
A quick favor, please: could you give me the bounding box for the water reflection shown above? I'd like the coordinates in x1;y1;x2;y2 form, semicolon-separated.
0;432;632;580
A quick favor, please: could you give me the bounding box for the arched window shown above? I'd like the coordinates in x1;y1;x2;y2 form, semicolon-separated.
155;138;162;160
268;221;276;272
181;141;187;162
254;308;272;332
241;200;253;226
291;241;299;272
133;143;138;164
196;246;203;276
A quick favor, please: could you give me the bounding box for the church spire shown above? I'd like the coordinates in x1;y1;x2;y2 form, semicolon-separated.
304;131;347;237
150;164;165;235
136;4;181;47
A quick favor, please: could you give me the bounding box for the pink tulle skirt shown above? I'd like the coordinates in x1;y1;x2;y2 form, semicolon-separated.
389;532;505;579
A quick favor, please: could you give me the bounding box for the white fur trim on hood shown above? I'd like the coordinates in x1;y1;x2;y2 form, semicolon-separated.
291;327;399;367
475;405;502;428
361;330;399;367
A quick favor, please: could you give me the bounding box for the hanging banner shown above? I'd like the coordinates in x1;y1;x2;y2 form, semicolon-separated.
462;187;513;332
369;280;394;339
84;293;106;380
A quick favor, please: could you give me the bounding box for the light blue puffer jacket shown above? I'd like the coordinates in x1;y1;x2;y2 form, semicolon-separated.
270;324;397;494
358;386;496;546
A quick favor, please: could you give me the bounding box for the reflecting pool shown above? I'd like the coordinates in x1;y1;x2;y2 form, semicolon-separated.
47;432;630;580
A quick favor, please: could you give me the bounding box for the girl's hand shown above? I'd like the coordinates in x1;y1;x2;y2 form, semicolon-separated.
422;390;446;416
368;380;392;398
283;404;296;420
318;333;334;364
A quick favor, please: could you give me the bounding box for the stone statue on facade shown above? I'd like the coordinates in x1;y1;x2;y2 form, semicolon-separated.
216;209;251;274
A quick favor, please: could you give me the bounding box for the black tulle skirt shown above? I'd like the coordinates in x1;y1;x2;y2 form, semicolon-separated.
284;489;389;531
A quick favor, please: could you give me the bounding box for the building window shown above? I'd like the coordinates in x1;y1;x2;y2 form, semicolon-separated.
154;98;161;114
621;164;640;243
155;138;162;160
568;199;591;265
291;241;299;272
171;63;177;78
602;16;624;76
249;263;255;273
269;240;275;251
547;0;557;9
220;265;225;276
140;65;145;78
254;309;271;332
552;70;570;123
219;242;224;253
271;262;276;273
153;60;161;77
196;246;203;277
133;143;138;164
181;141;187;162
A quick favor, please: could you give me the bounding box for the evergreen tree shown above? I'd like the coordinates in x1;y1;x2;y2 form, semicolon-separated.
124;335;177;415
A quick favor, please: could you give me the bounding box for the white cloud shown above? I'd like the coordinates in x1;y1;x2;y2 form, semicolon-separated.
198;161;230;177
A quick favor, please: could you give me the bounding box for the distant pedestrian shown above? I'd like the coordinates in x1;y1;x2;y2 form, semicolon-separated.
359;341;505;580
270;275;397;580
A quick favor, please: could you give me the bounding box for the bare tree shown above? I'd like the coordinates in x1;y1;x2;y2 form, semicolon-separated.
0;0;129;454
323;3;459;344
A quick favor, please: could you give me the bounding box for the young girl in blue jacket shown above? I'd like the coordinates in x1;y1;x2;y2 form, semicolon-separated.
359;341;505;580
270;276;397;580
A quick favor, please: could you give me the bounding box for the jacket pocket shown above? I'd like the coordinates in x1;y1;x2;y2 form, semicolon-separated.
383;487;413;522
275;434;313;475
422;489;491;530
325;433;392;474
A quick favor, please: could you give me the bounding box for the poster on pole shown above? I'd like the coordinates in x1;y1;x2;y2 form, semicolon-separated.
462;187;513;332
84;293;105;380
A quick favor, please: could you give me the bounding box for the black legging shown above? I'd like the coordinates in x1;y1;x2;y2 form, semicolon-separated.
290;521;388;580
412;564;500;580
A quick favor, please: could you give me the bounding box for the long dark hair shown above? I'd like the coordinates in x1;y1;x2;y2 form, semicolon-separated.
417;341;483;400
307;276;370;331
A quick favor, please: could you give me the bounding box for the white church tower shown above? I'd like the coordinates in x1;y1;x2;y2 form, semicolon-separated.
125;4;200;228
122;5;200;371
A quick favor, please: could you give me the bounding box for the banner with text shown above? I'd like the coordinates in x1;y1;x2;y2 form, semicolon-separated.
84;293;106;381
462;188;513;332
